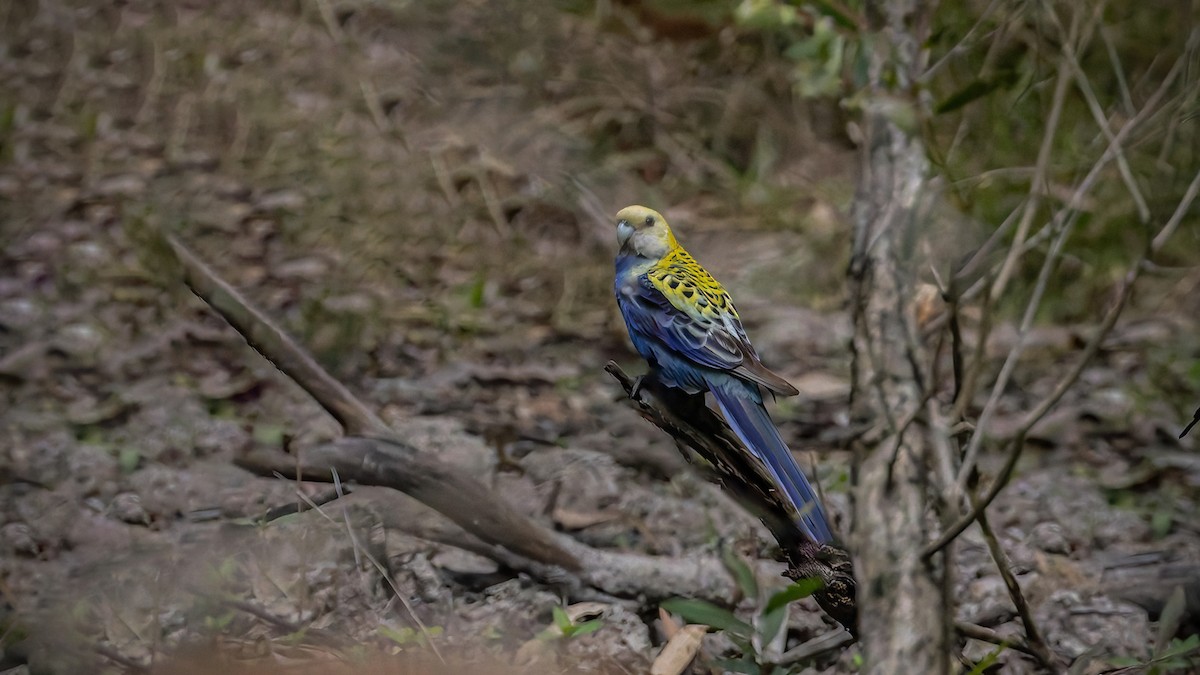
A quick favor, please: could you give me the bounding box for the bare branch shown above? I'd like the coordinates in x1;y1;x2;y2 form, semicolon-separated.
125;221;584;572
988;49;1072;302
772;629;856;667
954;44;1192;490
956;205;1079;490
954;621;1041;660
974;508;1059;669
161;233;390;439
603;362;858;631
1151;167;1200;252
240;440;749;605
926;162;1200;555
1050;7;1150;223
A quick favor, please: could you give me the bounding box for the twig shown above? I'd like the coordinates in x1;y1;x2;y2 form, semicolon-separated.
603;362;858;632
327;473;447;665
772;628;856;666
126;223;583;571
975;508;1059;669
921;0;1004;81
954;45;1191;490
163;234;388;438
240;439;747;605
927;160;1200;556
956;204;1078;491
988;44;1072;303
235;437;580;571
987;11;1192;305
954;620;1039;660
1151;167;1200;253
261;486;347;522
1099;27;1135;117
1049;5;1150;223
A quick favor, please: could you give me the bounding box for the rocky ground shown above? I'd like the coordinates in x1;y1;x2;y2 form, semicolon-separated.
2;1;1198;673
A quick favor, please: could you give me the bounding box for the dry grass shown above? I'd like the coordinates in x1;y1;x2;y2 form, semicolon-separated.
2;0;854;344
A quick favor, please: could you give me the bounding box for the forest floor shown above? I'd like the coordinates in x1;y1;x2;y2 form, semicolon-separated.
2;1;1198;673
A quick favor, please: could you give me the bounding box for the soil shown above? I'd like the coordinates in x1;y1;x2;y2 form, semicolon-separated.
1;1;1197;673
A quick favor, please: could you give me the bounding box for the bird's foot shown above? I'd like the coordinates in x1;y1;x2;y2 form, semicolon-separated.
629;374;647;401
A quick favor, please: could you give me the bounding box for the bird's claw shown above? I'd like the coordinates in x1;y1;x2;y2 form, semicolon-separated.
629;374;646;401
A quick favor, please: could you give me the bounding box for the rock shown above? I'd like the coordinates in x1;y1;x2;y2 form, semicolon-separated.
1;522;39;557
1037;590;1150;661
1028;522;1071;555
109;492;150;525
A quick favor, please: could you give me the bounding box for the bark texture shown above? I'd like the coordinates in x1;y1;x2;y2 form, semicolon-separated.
849;0;948;672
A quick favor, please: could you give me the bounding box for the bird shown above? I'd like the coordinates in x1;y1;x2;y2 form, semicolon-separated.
612;205;834;544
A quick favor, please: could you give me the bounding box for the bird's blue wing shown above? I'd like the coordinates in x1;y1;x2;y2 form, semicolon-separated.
617;273;798;396
617;273;747;373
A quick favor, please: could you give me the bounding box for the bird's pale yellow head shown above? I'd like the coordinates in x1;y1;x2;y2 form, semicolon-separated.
615;205;678;259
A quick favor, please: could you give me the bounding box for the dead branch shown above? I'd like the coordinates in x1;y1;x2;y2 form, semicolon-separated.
132;223;762;611
141;229;582;572
955;36;1192;491
1101;554;1200;629
603;362;858;631
925;165;1200;558
238;444;745;604
974;509;1059;667
953;621;1040;660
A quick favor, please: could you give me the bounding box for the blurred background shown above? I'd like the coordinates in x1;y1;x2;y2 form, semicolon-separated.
1;0;1197;672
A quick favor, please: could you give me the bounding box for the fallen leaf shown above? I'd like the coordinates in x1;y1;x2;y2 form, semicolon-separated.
658;607;681;640
649;624;706;675
565;601;609;624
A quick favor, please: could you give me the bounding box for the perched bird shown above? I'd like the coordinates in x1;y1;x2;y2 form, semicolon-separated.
613;205;834;544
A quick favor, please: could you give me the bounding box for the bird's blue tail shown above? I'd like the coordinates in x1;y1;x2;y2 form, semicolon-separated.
713;389;834;544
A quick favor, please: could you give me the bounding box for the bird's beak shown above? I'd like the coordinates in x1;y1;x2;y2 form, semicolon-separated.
616;219;634;248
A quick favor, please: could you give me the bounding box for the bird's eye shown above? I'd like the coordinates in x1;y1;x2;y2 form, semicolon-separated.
644;215;655;226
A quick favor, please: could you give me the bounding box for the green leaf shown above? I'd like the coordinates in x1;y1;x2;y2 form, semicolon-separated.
756;577;823;646
570;619;604;637
551;605;573;633
117;447;142;474
965;644;1005;675
757;600;789;649
1151;509;1174;539
466;273;486;308
660;598;753;640
1157;634;1200;664
204;610;235;631
253;424;285;446
763;578;824;616
934;71;1019;115
721;543;759;600
1154;587;1187;659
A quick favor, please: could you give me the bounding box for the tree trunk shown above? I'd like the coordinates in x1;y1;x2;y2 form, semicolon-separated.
848;0;948;672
